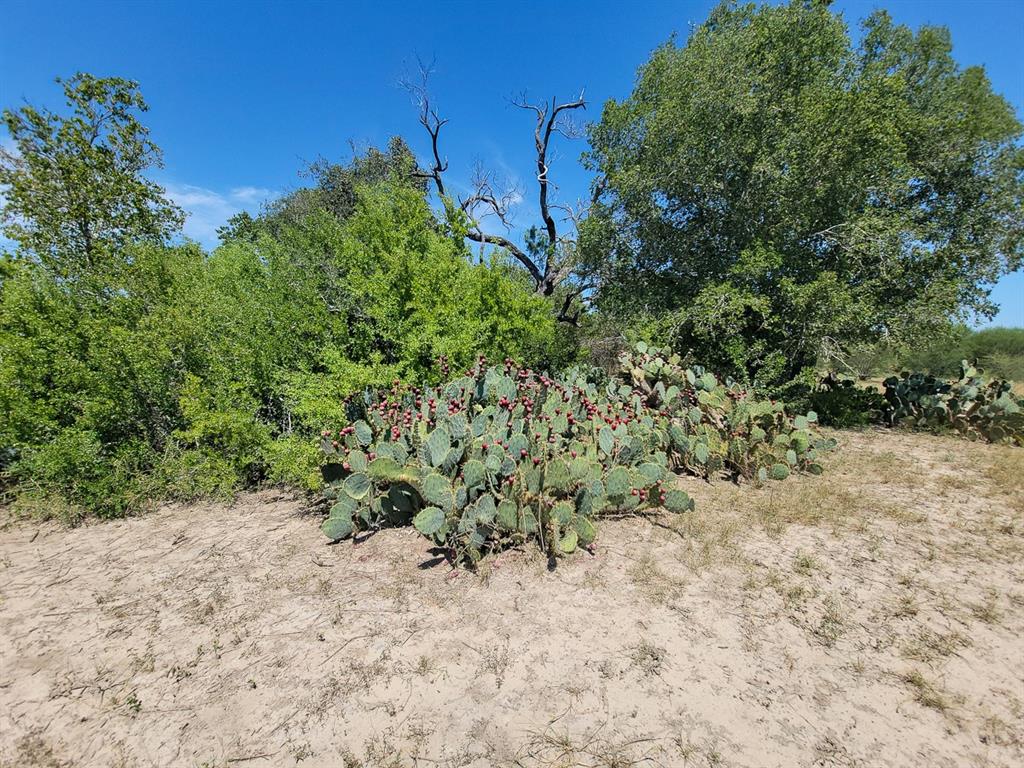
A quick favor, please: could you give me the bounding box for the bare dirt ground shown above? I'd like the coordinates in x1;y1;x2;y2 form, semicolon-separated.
1;428;1022;768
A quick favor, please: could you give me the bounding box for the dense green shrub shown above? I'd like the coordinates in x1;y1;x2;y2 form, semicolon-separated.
809;374;888;427
0;73;572;518
0;185;563;517
317;343;834;563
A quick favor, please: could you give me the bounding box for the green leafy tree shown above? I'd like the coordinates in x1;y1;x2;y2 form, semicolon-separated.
0;72;565;518
585;1;1023;388
249;137;426;237
0;181;559;515
1;73;183;280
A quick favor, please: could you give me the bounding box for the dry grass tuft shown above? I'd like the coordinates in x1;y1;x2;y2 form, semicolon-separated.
792;550;818;576
983;448;1024;514
970;591;1003;625
11;734;68;768
628;553;687;604
984;449;1024;494
630;639;667;677
518;722;663;768
900;628;970;664
812;594;846;648
899;669;955;713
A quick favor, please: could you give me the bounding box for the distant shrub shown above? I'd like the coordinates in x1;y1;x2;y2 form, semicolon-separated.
967;329;1024;381
901;327;1024;380
809;375;887;427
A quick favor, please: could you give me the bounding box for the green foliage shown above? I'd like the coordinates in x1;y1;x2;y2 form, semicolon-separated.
584;1;1023;390
0;75;563;517
1;192;559;515
317;343;833;563
962;329;1024;382
0;73;184;280
251;137;427;238
10;429;160;518
809;374;888;428
883;362;1024;445
261;185;560;380
173;375;272;485
899;326;1024;382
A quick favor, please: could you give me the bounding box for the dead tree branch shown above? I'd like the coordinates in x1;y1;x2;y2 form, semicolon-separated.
402;66;590;312
400;59;448;196
511;90;586;257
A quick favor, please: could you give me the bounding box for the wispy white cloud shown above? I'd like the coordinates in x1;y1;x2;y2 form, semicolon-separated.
229;185;273;203
162;182;275;248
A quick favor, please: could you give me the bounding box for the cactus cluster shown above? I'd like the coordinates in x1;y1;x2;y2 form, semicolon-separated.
318;345;833;563
617;342;834;481
883;361;1024;445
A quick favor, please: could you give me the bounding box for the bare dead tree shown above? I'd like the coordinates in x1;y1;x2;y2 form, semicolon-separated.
509;89;587;297
400;63;591;322
402;61;449;196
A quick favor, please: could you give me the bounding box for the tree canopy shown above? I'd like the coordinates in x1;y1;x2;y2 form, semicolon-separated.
584;0;1023;388
257;137;426;236
1;73;184;281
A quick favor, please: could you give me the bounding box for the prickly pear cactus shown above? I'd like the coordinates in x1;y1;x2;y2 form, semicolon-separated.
317;348;834;563
883;361;1024;445
617;343;834;479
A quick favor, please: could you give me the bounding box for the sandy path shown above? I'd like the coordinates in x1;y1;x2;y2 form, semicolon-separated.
1;429;1022;767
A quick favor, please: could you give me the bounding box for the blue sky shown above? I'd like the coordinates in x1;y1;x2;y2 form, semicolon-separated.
2;0;1021;326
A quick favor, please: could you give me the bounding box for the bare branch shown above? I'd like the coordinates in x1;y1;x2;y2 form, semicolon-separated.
549;201;587;233
468;231;545;286
403;72;591;310
459;161;522;230
509;91;544;118
461;167;545;283
511;90;587;283
400;57;448;197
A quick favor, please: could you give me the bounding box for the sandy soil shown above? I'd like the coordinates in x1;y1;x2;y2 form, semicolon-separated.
1;429;1022;768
